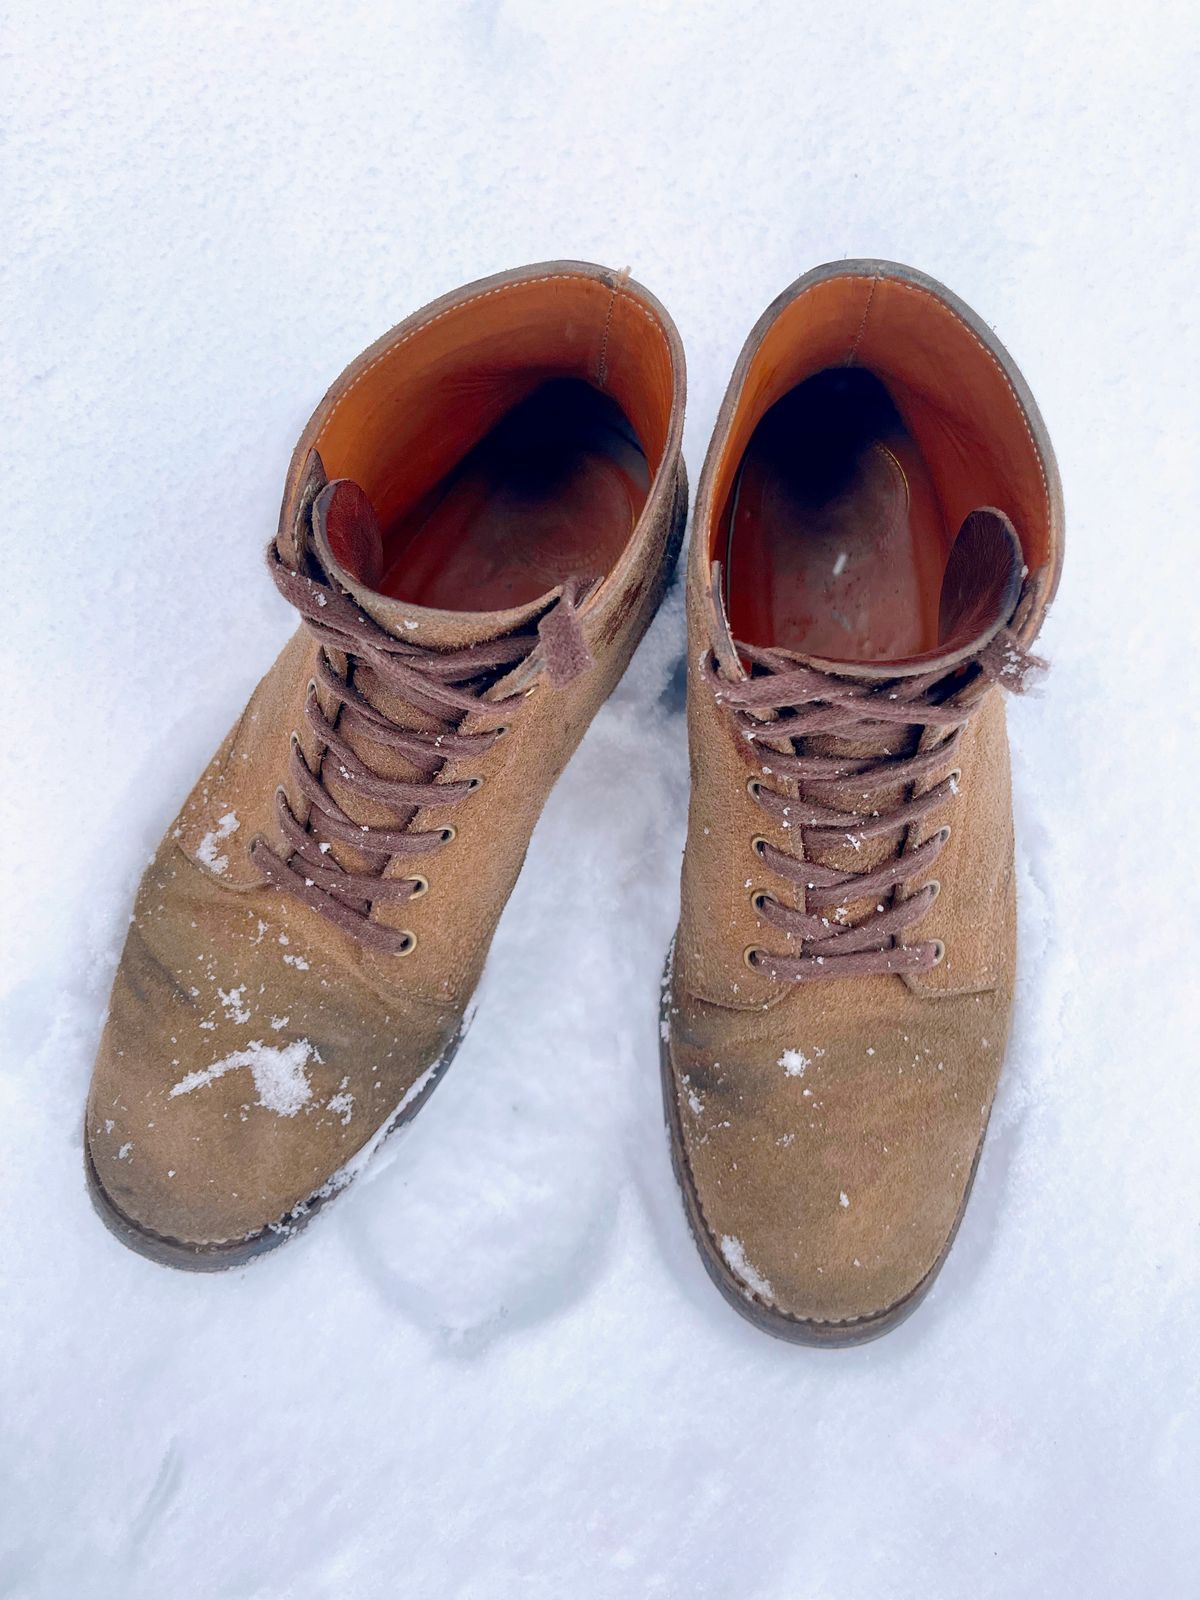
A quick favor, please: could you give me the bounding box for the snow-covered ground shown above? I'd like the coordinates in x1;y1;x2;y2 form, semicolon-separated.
3;2;1197;1595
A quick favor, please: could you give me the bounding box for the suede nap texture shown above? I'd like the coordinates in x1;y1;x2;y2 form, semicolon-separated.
87;261;687;1257
664;260;1064;1342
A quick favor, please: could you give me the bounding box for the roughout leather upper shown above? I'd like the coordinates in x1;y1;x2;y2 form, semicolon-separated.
87;262;687;1251
664;261;1063;1335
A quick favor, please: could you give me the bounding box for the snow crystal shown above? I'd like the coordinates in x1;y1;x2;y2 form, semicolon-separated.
326;1091;354;1127
217;985;250;1025
719;1235;775;1303
169;1039;315;1117
779;1048;810;1077
195;810;239;875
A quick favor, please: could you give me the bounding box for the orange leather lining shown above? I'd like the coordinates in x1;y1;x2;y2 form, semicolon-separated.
710;275;1053;583
314;273;674;539
378;380;650;611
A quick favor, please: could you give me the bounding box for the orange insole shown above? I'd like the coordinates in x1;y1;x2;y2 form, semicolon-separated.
379;379;650;612
725;369;950;661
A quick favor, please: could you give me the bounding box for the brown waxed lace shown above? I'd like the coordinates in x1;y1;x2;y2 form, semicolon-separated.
709;620;1043;983
250;540;593;953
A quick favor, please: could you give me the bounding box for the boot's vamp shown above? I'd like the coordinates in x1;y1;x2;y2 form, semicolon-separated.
665;971;1012;1329
88;474;687;1252
87;839;461;1248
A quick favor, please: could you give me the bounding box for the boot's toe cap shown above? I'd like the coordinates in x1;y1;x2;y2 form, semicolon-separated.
85;853;460;1257
664;990;1009;1340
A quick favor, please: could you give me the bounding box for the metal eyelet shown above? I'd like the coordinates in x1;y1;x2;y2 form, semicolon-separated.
396;932;417;956
751;890;775;914
930;939;946;965
289;731;301;750
925;879;941;902
947;768;962;786
274;784;289;804
306;678;318;698
491;725;509;740
464;776;483;792
743;945;764;970
751;836;770;858
746;777;763;799
439;825;456;844
407;875;429;899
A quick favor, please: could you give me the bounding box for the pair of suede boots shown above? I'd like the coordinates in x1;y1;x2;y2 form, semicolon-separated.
86;258;1063;1346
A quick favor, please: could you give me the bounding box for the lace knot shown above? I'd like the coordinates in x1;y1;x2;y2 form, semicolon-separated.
976;628;1046;692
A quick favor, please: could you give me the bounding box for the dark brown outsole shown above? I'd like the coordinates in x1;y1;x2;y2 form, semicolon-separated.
658;948;988;1347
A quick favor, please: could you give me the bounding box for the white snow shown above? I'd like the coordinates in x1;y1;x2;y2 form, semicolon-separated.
169;1039;315;1117
326;1091;355;1127
195;810;239;875
779;1047;811;1076
719;1235;776;1303
216;984;250;1026
3;3;1196;1596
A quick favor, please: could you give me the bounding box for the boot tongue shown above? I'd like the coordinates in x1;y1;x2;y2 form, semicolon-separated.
936;508;1024;655
710;507;1024;684
311;477;562;648
797;507;1024;680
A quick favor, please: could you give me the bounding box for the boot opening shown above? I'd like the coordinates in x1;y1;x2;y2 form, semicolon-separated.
709;267;1060;661
376;378;649;610
303;269;676;611
725;368;949;660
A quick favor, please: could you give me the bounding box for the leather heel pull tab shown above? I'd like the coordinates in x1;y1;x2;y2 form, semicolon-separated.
537;578;595;687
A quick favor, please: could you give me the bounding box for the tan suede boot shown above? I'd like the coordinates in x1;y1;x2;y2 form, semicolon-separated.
87;261;686;1267
662;261;1063;1344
